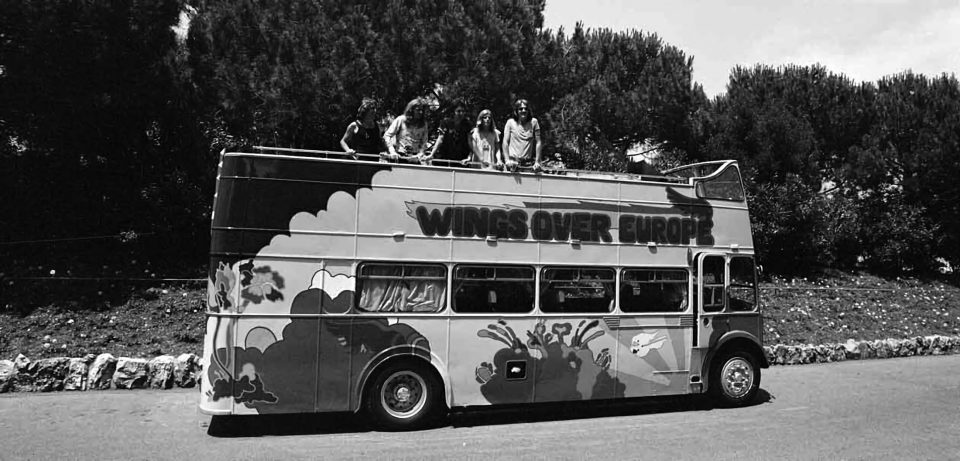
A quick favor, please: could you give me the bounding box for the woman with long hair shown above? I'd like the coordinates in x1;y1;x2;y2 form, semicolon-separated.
468;109;503;170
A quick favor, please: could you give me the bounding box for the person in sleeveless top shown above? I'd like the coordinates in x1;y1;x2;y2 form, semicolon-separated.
468;109;503;170
383;98;430;163
501;99;542;172
340;99;385;160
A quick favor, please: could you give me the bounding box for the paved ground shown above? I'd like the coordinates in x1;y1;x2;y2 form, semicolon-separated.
2;355;959;460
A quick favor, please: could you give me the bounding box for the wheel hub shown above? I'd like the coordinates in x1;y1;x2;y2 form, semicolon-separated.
721;358;753;398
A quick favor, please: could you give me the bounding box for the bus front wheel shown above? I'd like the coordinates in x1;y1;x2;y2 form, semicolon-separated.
709;349;760;407
366;361;444;430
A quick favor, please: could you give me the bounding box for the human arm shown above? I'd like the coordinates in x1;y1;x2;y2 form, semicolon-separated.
426;131;444;162
494;129;504;167
463;130;477;165
502;120;516;168
340;122;358;158
533;118;543;171
382;117;402;160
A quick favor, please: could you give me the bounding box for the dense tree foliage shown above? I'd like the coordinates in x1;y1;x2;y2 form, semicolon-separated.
2;0;958;278
1;0;209;275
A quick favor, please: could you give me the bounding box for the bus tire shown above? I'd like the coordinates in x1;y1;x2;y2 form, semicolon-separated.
709;349;760;407
365;361;444;430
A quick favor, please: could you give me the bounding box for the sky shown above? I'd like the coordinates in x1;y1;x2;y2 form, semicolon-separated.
542;0;960;97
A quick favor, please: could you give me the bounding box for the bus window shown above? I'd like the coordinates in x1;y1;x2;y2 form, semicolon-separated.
620;269;689;313
540;267;615;314
701;255;725;312
356;263;447;313
729;256;758;311
696;166;744;201
453;265;534;314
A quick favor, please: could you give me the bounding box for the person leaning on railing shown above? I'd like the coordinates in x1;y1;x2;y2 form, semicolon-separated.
467;109;504;170
424;100;472;167
382;98;430;164
340;98;386;160
501;98;542;172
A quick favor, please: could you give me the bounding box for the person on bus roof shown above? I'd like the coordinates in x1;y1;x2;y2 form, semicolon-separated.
424;101;472;166
340;98;385;160
502;98;542;172
468;109;503;170
383;98;430;163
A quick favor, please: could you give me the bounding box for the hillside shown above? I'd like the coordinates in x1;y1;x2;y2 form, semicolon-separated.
2;273;958;360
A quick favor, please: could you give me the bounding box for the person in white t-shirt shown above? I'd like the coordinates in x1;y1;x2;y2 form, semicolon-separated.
501;99;542;172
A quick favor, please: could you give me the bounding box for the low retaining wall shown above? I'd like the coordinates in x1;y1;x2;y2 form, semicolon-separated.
2;335;960;393
762;334;960;365
0;353;201;393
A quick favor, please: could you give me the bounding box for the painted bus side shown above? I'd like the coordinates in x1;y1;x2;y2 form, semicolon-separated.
200;152;765;421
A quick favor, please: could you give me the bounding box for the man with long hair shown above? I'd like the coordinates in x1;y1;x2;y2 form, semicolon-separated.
339;98;385;160
425;100;472;165
383;98;430;163
501;99;542;172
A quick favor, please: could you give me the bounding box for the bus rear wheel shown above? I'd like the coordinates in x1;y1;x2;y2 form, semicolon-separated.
366;361;444;430
709;350;760;407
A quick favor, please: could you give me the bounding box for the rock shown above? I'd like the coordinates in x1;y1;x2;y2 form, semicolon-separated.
948;336;960;354
875;339;893;359
175;353;201;388
830;344;847;362
148;355;176;389
23;357;71;392
897;338;917;357
767;345;785;365
113;358;149;389
87;353;118;390
0;360;15;393
859;340;876;359
14;353;30;371
763;346;775;366
926;335;944;355
63;357;90;391
843;339;861;360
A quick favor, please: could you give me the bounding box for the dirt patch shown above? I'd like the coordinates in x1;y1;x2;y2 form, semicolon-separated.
1;281;206;359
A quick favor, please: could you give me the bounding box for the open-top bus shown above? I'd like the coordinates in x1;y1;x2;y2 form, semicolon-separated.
200;149;767;430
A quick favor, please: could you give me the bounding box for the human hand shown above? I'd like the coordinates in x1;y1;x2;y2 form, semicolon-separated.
533;162;542;172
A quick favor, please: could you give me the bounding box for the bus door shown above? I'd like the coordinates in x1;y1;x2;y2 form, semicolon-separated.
614;267;695;398
696;253;729;350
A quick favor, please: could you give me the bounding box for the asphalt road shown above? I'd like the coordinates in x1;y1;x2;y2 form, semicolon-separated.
2;355;959;460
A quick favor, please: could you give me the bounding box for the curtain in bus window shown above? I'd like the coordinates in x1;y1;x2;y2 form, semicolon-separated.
357;265;446;313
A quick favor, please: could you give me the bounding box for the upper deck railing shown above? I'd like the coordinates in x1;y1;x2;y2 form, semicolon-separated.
250;146;734;187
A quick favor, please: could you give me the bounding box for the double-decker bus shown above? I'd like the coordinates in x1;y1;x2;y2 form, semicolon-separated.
200;148;767;430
